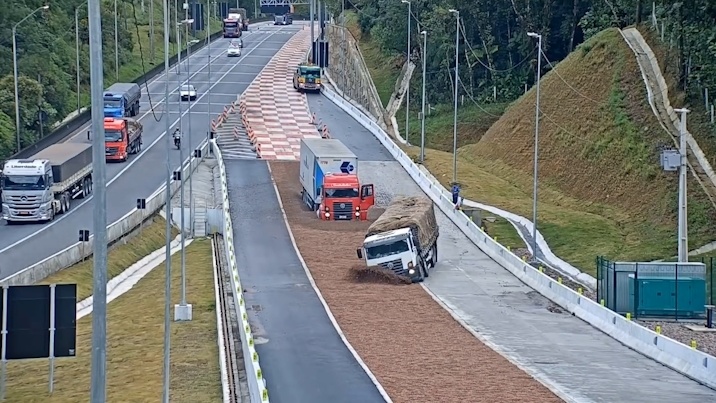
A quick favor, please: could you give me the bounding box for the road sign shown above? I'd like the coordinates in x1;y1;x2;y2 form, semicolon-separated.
340;161;354;174
0;284;77;397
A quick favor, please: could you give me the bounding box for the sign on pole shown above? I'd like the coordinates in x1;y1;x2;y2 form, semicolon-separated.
0;284;77;398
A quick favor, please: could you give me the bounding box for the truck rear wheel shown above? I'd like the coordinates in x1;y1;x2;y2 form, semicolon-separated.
431;244;438;267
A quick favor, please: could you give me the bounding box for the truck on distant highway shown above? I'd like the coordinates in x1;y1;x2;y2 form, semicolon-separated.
223;17;242;38
104;117;143;162
228;8;249;31
103;83;141;118
356;196;439;282
299;138;374;220
1;143;93;223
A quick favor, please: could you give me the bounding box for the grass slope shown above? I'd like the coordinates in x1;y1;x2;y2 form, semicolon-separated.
343;11;401;107
7;238;220;402
40;216;178;300
419;28;716;274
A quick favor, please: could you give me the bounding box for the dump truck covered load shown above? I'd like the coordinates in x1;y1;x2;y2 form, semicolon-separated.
366;196;438;248
32;143;93;183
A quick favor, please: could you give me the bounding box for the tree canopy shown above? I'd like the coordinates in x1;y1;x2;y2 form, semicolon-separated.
329;0;716;106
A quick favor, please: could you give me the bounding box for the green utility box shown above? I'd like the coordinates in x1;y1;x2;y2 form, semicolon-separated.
628;275;706;318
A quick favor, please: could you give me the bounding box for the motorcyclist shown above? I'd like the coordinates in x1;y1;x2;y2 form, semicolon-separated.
173;128;181;148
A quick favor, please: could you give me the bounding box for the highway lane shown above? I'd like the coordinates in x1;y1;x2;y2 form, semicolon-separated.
226;160;386;403
307;92;716;401
0;25;301;278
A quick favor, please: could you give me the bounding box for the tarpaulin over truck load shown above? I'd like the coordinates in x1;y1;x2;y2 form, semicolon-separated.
32;143;92;183
366;196;438;248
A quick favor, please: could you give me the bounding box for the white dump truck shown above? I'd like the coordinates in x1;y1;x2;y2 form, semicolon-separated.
356;196;439;282
1;143;93;223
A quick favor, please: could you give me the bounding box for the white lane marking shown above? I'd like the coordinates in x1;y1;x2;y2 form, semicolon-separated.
0;27;292;255
64;28;270;142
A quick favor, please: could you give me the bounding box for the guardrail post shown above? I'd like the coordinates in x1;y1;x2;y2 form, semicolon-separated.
706;305;715;328
78;229;90;262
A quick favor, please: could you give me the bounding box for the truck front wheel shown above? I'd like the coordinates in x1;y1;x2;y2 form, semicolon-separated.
431;244;438;267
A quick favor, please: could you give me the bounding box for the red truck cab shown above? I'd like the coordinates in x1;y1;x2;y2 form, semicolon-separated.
104;117;142;162
319;173;374;221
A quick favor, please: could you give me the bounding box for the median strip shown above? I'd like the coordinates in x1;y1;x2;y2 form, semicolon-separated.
5;220;220;402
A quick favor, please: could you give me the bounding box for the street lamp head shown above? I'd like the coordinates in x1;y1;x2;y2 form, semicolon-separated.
527;32;541;39
449;9;458;14
401;0;410;3
41;5;49;9
421;30;426;35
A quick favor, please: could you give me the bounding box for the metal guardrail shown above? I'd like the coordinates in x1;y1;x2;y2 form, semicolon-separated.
321;86;716;390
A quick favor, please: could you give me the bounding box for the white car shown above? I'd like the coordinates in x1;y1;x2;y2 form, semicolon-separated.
179;84;197;101
227;40;242;57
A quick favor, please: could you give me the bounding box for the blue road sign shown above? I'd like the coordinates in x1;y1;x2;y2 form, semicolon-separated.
340;161;355;174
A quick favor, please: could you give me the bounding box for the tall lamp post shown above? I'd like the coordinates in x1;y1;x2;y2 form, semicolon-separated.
75;3;88;113
402;0;411;143
448;9;459;183
527;31;542;262
115;0;119;80
13;5;50;153
420;30;427;163
674;108;690;262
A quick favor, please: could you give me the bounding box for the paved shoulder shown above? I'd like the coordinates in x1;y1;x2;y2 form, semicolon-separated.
305;93;393;161
225;159;384;403
314;93;716;402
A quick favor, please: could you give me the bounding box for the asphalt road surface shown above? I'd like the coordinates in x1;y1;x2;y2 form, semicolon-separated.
0;23;301;278
226;159;385;403
306;92;716;402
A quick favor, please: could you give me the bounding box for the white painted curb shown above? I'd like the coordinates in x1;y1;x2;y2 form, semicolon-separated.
320;87;716;390
211;140;269;403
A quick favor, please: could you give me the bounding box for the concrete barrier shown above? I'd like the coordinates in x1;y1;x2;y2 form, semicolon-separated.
0;139;211;286
321;87;716;390
210;140;269;402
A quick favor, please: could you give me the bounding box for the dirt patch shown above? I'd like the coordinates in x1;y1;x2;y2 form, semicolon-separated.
349;265;412;285
269;161;561;403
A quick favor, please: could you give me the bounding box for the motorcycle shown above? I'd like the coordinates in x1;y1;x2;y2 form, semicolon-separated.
173;130;181;150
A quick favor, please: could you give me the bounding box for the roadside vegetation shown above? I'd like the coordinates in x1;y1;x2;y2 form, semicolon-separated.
0;0;222;160
7;224;219;402
344;0;716;276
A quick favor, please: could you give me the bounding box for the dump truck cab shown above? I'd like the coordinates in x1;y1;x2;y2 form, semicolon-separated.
357;197;439;282
319;173;374;221
293;63;322;92
104;117;143;162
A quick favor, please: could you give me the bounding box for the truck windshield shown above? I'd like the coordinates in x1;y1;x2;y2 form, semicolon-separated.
105;130;123;142
2;175;46;191
104;99;121;108
365;239;410;260
224;22;238;28
299;67;321;78
325;188;359;198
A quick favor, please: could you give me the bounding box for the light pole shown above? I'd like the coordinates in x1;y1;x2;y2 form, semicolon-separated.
206;0;212;137
13;5;50;153
87;0;108;398
115;0;119;81
175;0;182;73
75;4;87;113
162;0;173;399
310;0;314;61
674;108;690;262
448;9;459;183
402;0;411;144
527;31;542;262
420;30;427;163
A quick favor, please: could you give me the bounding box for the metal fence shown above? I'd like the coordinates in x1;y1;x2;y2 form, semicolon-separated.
596;256;713;320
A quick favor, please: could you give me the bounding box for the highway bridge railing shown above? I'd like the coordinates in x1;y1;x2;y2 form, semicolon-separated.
320;86;716;390
210;139;270;403
0;138;211;286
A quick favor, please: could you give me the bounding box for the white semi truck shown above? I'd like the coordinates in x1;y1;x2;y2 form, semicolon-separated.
356;196;439;282
1;143;93;223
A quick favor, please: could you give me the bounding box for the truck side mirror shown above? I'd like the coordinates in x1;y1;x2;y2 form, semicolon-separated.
356;248;362;259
